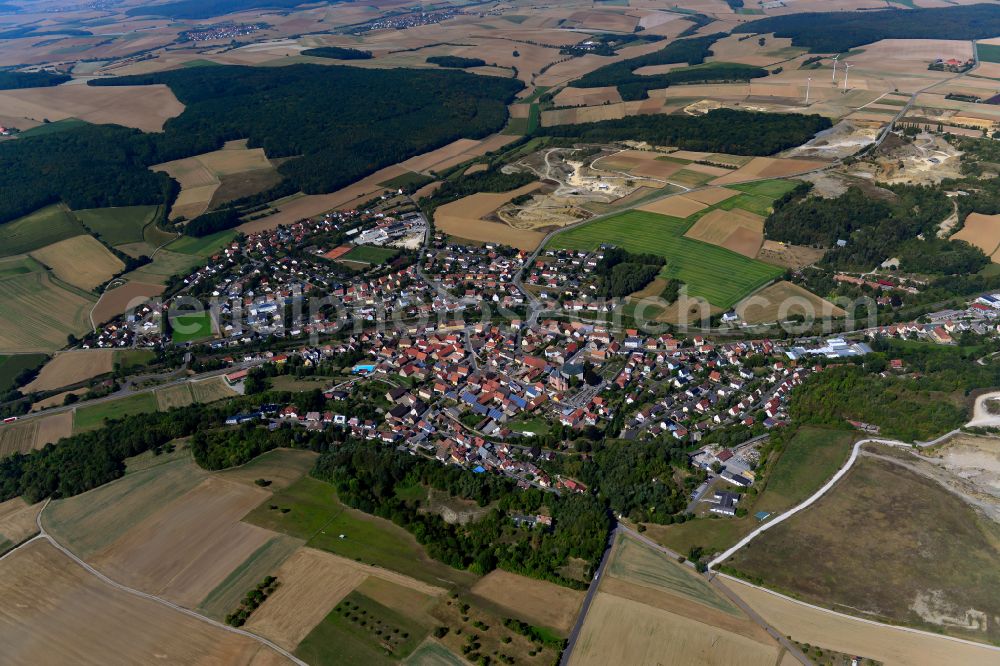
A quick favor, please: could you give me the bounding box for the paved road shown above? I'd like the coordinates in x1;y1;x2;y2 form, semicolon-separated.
0;501;305;664
558;524;619;666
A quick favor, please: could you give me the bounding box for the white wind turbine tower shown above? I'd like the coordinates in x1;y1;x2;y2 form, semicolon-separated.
805;77;812;104
832;54;840;82
843;63;852;91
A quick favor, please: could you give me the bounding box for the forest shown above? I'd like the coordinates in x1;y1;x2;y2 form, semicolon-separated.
125;0;329;19
593;247;665;298
764;184;977;272
539;109;831;156
313;440;610;585
0;64;520;225
734;4;1000;53
0;70;70;90
185;207;241;237
426;56;486;68
571;33;768;100
301;46;373;60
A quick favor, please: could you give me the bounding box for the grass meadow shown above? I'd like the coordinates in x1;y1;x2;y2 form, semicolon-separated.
547;210;782;309
0;205;86;258
0;353;47;392
73;392;158;433
170;311;214;343
73;206;161;247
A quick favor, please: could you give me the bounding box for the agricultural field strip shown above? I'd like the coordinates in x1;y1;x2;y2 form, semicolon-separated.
11;500;307;665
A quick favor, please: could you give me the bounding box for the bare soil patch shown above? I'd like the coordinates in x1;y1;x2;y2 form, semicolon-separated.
686;186;740;205
553;86;622;107
0;540;284;665
469;569;584;634
24;349;115;392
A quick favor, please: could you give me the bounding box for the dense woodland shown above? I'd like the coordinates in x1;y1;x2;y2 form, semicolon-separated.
572;33;769;100
301;46;372;60
125;0;325;19
426;56;486;68
593;247;665;298
185;207;241;237
734;4;1000;53
0;64;520;225
0;71;70;90
540;109;831;156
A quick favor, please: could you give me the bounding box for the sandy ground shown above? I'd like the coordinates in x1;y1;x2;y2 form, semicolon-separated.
90;476;276;609
0;540;288;666
24;349;115;392
91;281;164;326
0;497;42;546
966;392;1000;428
469;570;584;634
0;84;183;132
247;546;445;650
724;577;1000;666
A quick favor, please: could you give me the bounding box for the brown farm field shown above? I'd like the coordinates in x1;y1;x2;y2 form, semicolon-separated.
89;476;275;609
736;280;844;324
0;419;39;458
29;234;124;292
91;280;164;326
683;207;765;258
190;375;241;403
0;540;287;665
24;349;116;392
0;270;96;353
953;213;1000;261
711;158;830;185
756;240;826;270
33;411;74;449
0;496;42;549
468;569;584;634
0;84;183;132
434;183;545;250
155;383;194;410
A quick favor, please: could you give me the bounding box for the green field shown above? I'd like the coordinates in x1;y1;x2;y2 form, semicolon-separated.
73;392;158;433
379;171;435;190
244;476;475;588
73;206;160;247
717;192;778;217
729;179;801;198
115;348;156;370
296;590;431;666
124;248;202;285
16;118;89;138
198;535;303;620
547;210;782;309
0;353;47;392
0;204;87;258
341;245;399;264
167;230;237;257
753;427;856;514
978;43;1000;64
503;103;540;135
170;311;214;343
724;455;1000;644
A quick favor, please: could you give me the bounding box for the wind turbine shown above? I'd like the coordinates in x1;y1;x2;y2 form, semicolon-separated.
832;54;840;82
805;77;812;104
843;63;852;91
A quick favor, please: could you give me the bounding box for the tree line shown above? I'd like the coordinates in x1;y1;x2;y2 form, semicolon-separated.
0;71;70;90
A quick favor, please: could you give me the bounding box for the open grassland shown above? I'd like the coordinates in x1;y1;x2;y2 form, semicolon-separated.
73;392;158;433
218;448;318;492
570;592;779;666
0;204;86;258
123;248;202;285
91;280;164;325
403;639;467;666
295;586;433;666
0;497;41;551
24;349;115;392
244;475;477;589
171;311;214;343
167;229;237;257
0;269;95;353
30;234;125;292
725;456;1000;644
155;383;194;410
190;375;240;402
727;577;1000;666
752;427;856;514
249;547;443;652
548;210;782;309
736;280;844;324
0;353;47;392
90;476;275;609
197;534;304;621
44;454;209;558
468;569;584;634
0;540;285;665
73;205;160;247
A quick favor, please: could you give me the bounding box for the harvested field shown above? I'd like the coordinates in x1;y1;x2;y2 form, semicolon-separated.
553;86;622;107
0;269;95;353
711;158;830;185
736;281;844;324
756;240;825;270
724;456;1000;645
684;208;765;258
190;375;240;403
247;546;445;650
31;389;87;411
0;540;286;665
727;577;1000;666
0;419;38;458
29;234;124;292
685;186;740;205
434;183;546;250
91;280;164;326
90;476;276;609
44;455;209;559
0;84;183;132
155;383;194;410
24;349;115;392
0;497;41;548
953;213;1000;260
469;569;584;634
33;411;73;448
569;592;779;666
